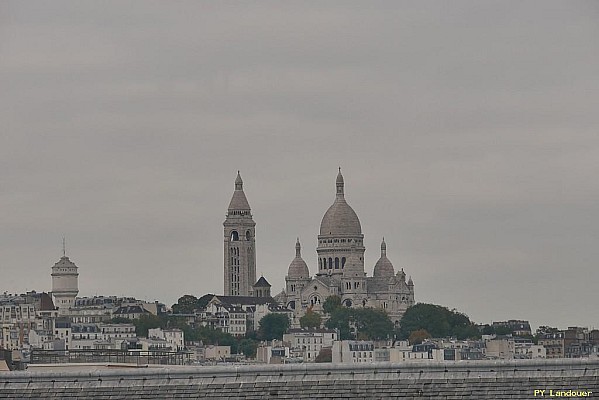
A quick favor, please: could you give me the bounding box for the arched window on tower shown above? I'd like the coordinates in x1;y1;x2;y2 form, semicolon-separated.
323;258;327;269
246;230;251;240
319;258;322;270
328;258;333;269
231;231;239;241
335;258;339;269
342;257;346;268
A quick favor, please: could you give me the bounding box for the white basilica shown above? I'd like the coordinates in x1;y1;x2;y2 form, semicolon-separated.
275;169;415;327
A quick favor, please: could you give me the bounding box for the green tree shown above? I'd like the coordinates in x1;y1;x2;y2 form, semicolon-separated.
196;294;214;309
132;314;165;337
493;325;513;336
314;348;332;363
408;329;431;345
325;307;394;340
191;326;236;346
480;324;494;335
109;317;133;324
353;308;394;340
213;330;236;347
399;303;479;340
172;295;199;314
178;324;199;342
258;313;290;340
171;294;215;314
325;306;352;339
323;295;342;314
300;310;322;329
237;338;259;358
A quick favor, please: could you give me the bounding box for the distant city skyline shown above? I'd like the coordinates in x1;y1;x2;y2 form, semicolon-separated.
1;1;598;331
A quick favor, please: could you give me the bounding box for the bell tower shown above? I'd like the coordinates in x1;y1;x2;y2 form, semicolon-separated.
223;171;256;296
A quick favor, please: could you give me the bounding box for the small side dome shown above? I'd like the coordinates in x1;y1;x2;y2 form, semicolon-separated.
373;238;395;278
287;238;310;279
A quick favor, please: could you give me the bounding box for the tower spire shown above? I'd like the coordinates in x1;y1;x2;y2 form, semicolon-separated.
235;171;243;190
62;236;66;257
224;171;256;296
295;237;301;258
381;237;386;256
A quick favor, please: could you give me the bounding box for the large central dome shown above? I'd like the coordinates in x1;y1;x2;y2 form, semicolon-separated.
319;170;362;236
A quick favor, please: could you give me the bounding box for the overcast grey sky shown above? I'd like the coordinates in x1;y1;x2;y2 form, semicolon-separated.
1;1;598;330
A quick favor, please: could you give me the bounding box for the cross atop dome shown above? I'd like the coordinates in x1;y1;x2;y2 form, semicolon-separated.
295;237;301;258
336;167;344;197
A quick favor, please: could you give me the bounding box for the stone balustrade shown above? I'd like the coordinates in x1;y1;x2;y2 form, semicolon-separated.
1;358;598;399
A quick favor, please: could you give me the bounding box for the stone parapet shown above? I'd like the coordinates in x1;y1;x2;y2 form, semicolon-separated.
1;359;598;399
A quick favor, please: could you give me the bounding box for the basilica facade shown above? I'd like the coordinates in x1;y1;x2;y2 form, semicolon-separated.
275;169;415;326
223;169;415;326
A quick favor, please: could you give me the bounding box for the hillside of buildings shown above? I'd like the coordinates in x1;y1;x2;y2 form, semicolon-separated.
1;290;597;370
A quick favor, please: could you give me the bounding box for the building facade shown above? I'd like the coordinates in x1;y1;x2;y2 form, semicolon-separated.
276;170;415;326
283;328;338;362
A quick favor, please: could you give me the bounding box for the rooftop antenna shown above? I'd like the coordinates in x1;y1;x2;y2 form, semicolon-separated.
62;236;66;257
